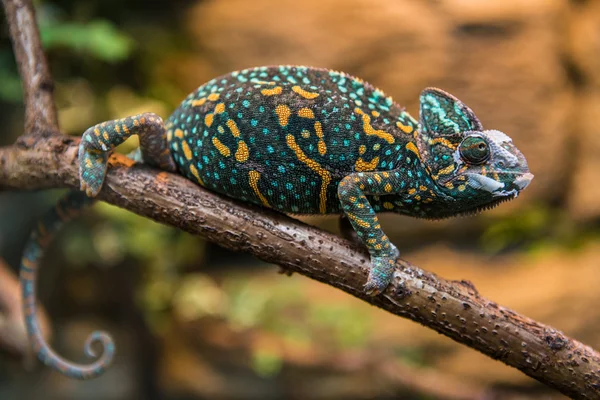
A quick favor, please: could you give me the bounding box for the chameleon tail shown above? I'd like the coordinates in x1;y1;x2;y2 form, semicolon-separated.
20;190;115;379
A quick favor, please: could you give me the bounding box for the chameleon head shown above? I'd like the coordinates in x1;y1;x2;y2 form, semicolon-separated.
417;87;533;214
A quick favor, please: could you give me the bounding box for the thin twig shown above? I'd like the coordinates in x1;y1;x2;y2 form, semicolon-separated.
2;0;58;136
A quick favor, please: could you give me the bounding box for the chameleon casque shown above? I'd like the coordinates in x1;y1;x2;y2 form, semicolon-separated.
20;65;533;379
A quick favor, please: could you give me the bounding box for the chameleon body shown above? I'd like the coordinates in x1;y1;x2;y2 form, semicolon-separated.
20;65;533;380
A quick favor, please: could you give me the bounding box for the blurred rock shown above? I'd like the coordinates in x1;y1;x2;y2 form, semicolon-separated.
183;0;574;209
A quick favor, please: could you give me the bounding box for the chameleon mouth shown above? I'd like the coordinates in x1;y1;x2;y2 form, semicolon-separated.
513;172;534;190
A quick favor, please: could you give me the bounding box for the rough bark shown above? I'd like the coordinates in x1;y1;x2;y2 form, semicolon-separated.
2;0;59;136
1;0;599;398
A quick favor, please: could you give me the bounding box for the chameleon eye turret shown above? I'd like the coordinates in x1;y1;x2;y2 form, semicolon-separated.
459;135;491;165
20;66;533;380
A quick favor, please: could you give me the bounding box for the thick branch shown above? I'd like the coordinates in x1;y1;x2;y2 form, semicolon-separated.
2;0;58;135
0;138;598;399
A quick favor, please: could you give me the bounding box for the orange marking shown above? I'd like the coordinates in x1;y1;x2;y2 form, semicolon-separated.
408;188;417;195
249;170;270;207
384;183;392;193
212;137;231;156
205;113;214;127
192;98;207;107
314;121;327;155
405;142;421;159
94;128;101;137
286;134;330;213
122;124;130;134
215;103;225;114
189;164;204;186
208;93;220;101
347;213;370;228
354;108;395;144
429;137;457;149
355;156;379;171
276;105;291;127
261;87;283;96
22;257;36;270
396;121;414;134
383;202;394;210
432;164;455;180
235;141;249;162
359;145;366;155
298;108;315;119
181;141;193;160
226;119;241;137
292;86;319;99
175;129;185;138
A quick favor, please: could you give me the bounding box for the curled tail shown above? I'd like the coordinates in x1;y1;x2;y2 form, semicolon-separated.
20;190;115;379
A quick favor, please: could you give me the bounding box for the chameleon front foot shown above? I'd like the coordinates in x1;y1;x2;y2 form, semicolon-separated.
364;247;400;296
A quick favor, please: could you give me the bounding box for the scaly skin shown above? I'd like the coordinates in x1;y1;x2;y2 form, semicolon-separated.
20;65;533;380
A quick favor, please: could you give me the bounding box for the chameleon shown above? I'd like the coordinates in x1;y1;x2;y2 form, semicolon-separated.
19;65;533;380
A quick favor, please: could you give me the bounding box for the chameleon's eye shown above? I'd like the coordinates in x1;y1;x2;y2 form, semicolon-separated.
459;135;490;165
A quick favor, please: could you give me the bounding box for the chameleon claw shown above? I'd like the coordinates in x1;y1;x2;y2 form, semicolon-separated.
364;247;400;296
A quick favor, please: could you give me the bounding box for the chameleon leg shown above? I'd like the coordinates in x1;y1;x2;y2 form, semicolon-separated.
79;113;176;197
20;191;115;379
338;171;403;295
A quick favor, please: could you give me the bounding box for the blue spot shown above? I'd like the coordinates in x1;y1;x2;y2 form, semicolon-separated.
286;183;293;190
259;106;265;113
251;119;258;127
243;100;250;108
263;128;269;135
230;177;237;184
300;175;307;183
267;145;275;154
237;112;243;119
343;139;350;146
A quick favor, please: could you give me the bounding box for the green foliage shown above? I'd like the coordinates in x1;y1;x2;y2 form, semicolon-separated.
39;19;134;63
480;205;553;253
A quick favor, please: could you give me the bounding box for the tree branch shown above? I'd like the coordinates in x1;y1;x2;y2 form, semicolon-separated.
2;0;58;136
0;139;599;399
1;0;599;398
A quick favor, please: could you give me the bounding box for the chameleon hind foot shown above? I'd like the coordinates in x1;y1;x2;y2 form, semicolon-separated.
78;113;176;197
364;246;400;296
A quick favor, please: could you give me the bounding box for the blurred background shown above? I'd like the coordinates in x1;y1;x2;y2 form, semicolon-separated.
0;0;599;399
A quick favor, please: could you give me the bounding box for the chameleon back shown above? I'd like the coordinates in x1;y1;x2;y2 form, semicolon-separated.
166;66;419;214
